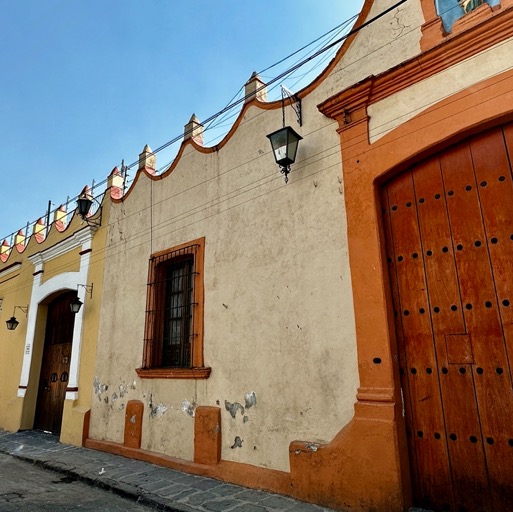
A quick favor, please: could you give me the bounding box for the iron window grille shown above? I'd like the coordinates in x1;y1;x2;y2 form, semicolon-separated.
143;243;200;369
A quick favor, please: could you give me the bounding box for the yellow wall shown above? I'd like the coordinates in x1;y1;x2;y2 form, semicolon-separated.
0;191;110;446
42;248;81;284
0;262;32;431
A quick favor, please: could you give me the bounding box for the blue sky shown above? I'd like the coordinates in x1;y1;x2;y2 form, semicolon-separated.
0;1;363;241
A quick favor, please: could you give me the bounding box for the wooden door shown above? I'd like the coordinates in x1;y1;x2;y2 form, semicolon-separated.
383;123;513;511
34;291;76;435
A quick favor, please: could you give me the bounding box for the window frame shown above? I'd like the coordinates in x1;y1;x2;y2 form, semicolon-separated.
136;237;210;380
420;0;505;51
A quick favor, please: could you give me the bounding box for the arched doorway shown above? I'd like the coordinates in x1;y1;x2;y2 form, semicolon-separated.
33;291;76;434
382;123;513;510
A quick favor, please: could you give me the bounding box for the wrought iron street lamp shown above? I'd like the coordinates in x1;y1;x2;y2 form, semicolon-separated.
69;296;83;314
70;284;93;314
266;126;303;184
267;86;303;183
77;189;102;226
6;305;28;331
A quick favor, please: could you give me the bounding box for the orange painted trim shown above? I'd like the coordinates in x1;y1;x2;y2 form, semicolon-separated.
194;406;221;466
293;0;375;100
150;237;204;259
319;5;513;117
135;367;211;379
141;236;206;370
124;400;143;449
313;67;513;511
84;437;292;497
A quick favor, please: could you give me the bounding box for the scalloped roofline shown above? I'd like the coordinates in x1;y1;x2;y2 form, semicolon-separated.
115;0;374;203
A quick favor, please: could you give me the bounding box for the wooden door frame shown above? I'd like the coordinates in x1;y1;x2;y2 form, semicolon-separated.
309;67;513;509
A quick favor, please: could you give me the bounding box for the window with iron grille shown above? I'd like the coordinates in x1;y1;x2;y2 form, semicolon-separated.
138;237;210;379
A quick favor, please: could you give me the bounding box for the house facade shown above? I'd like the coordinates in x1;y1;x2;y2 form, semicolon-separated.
317;0;513;510
0;173;119;446
86;1;424;511
3;0;512;510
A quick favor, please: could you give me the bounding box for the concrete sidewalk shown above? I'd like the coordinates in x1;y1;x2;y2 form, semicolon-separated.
0;430;337;512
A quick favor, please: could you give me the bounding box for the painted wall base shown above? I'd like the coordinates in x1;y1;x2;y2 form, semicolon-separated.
84;400;409;511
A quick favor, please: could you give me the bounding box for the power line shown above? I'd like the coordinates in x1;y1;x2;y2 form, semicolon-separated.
3;0;507;300
4;0;494;260
2;66;512;297
12;0;489;286
0;0;408;244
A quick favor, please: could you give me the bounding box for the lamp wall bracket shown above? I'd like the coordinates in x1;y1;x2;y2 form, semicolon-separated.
281;86;302;127
77;283;93;299
13;305;29;317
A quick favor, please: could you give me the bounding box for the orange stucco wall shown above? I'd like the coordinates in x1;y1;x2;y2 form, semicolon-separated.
316;31;513;512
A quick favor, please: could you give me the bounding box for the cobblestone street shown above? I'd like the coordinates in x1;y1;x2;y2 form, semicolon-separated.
0;453;156;511
0;430;336;511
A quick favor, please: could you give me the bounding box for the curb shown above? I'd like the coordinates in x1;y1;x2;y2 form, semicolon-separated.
2;449;190;512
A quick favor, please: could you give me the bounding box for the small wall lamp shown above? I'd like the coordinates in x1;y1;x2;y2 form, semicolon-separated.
70;284;93;314
77;191;102;227
6;305;28;331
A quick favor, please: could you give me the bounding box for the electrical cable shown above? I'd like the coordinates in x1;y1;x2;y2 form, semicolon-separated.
3;63;513;298
0;0;409;244
5;0;501;277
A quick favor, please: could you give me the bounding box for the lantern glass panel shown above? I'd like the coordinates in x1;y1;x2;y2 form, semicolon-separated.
70;297;83;313
267;127;302;167
6;316;19;330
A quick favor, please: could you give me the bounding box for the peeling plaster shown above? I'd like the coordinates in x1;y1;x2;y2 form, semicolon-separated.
305;443;319;452
93;376;110;401
150;402;168;418
230;436;243;449
225;401;244;418
181;399;197;417
244;392;257;409
94;377;134;410
93;377;101;395
243;416;249;423
148;393;168;418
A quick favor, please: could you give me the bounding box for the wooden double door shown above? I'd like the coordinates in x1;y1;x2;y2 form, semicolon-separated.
383;124;513;511
34;291;76;435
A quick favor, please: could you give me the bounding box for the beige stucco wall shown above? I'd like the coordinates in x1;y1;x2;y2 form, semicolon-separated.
368;35;513;142
89;0;427;473
320;0;424;101
91;109;357;471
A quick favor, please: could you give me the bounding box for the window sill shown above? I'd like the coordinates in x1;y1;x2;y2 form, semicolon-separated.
135;367;211;380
